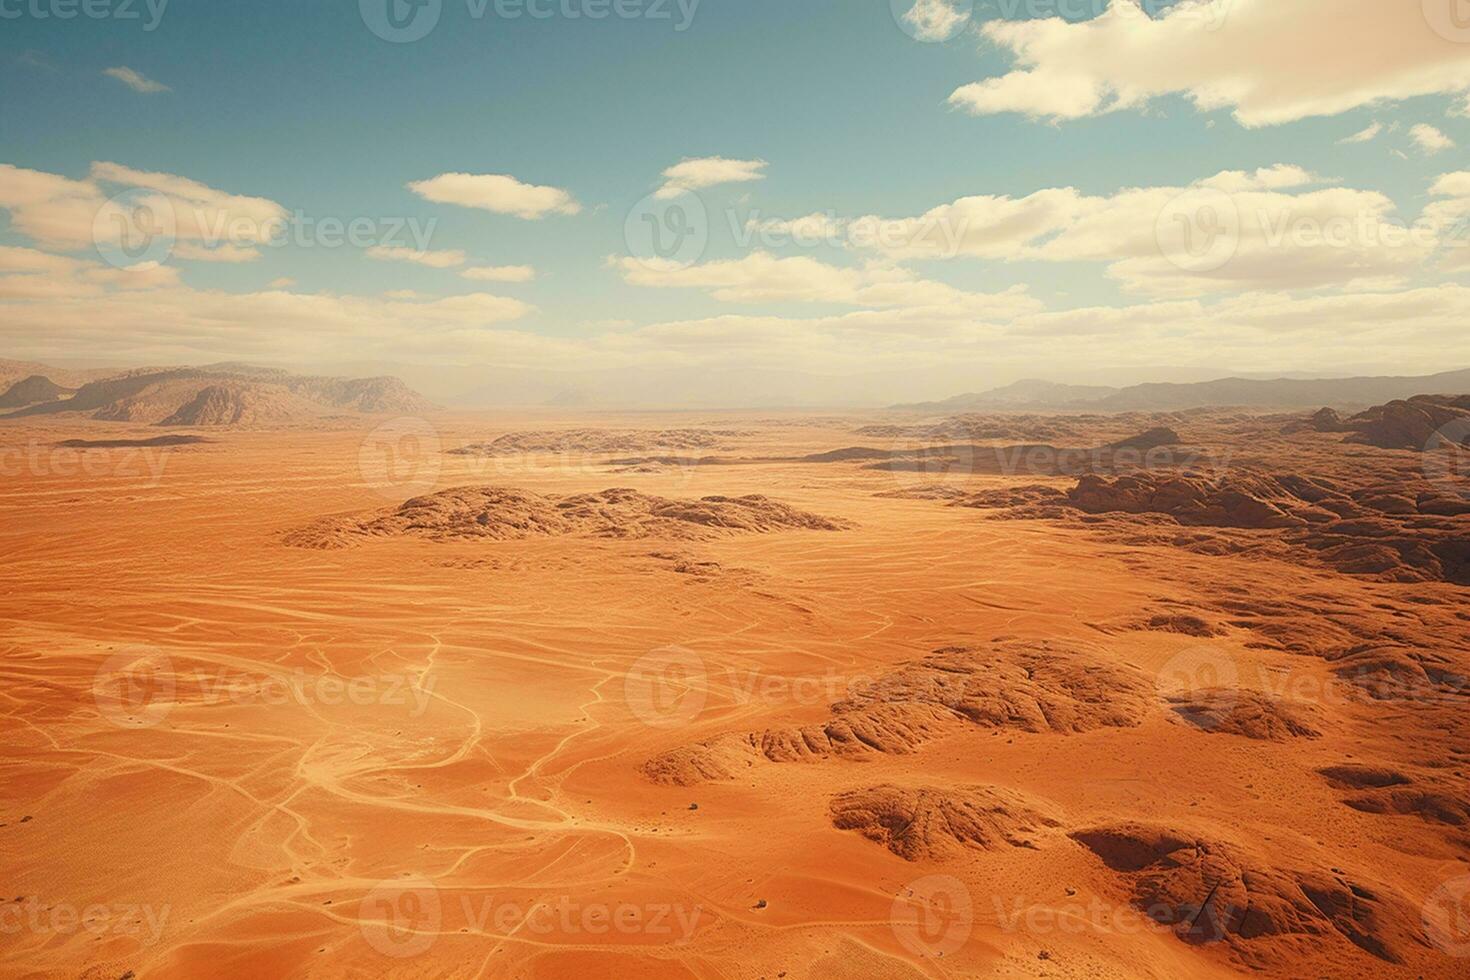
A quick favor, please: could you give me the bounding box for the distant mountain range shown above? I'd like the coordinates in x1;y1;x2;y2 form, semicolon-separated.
0;362;432;426
897;369;1470;413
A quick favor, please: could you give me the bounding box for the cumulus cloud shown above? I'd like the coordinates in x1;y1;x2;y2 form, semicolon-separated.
613;251;1041;317
1422;172;1470;269
821;165;1434;296
950;1;1470;127
1411;124;1456;155
0;245;541;364
172;243;263;263
0;245;180;300
366;245;468;268
655;157;767;199
407;173;580;219
461;265;536;282
0;161;287;261
102;66;169;93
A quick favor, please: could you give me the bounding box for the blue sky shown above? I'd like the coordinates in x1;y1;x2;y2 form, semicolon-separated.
2;1;1470;403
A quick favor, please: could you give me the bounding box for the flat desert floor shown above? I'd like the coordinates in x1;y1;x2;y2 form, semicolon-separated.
2;411;1468;979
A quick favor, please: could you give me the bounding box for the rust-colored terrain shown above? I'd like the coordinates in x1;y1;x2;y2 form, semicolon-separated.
2;400;1468;978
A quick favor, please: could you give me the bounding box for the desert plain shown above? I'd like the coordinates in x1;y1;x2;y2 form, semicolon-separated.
2;402;1470;980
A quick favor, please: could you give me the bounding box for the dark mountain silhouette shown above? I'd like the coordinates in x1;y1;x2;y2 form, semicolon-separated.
0;375;70;408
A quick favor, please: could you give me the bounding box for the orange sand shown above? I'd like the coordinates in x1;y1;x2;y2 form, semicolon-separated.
1;412;1466;979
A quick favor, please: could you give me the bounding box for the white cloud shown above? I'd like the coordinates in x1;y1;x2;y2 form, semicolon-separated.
173;243;263;262
407;173;580;219
5;240;1470;381
103;66;169;94
0;161;286;261
655;157;767;199
1338;122;1382;145
614;251;1042;318
618;252;862;303
366;245;468;268
951;0;1470;127
461;264;536;282
0;245;542;364
0;245;181;300
1422;172;1470;269
828;166;1433;296
1411;124;1456;156
268;277;296;289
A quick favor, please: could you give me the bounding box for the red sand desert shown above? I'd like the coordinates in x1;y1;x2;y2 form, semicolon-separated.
3;400;1470;979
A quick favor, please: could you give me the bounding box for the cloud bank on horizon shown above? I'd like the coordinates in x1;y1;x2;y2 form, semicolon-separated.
2;0;1470;395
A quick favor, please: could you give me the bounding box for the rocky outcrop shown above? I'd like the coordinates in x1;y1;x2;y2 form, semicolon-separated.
1164;688;1323;740
1346;395;1470;451
6;364;432;425
286;486;853;549
1072;823;1428;966
829;784;1062;860
643;639;1154;785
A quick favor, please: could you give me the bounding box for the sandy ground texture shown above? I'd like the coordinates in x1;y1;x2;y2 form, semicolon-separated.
2;409;1468;979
